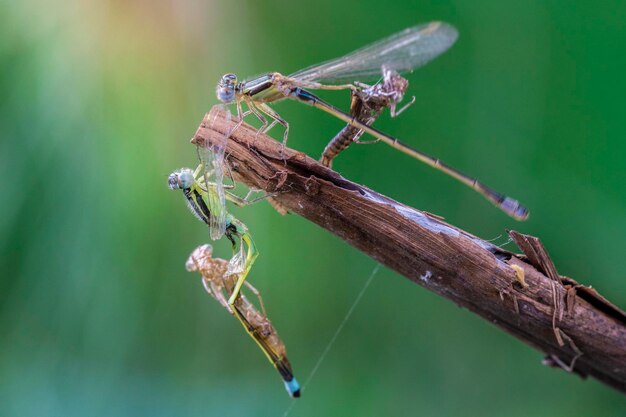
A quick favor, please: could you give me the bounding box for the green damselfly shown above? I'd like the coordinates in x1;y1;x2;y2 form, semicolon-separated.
168;108;254;303
215;21;529;220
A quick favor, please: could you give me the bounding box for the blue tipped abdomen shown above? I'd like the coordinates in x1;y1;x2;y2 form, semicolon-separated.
284;377;301;398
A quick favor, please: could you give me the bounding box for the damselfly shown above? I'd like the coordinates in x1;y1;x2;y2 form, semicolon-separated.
168;163;257;300
168;109;258;314
186;244;300;397
215;21;529;220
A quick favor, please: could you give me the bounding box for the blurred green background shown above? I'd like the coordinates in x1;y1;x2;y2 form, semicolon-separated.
2;0;625;415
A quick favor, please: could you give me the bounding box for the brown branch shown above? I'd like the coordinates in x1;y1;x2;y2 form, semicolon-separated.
192;106;626;394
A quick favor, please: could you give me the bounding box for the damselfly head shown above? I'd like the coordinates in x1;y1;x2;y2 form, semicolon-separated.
168;168;194;190
216;73;237;103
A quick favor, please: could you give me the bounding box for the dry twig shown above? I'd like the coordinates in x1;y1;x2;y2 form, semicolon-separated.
191;106;626;394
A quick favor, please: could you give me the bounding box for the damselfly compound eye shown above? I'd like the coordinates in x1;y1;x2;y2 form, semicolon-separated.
178;169;194;189
168;169;194;190
216;73;237;103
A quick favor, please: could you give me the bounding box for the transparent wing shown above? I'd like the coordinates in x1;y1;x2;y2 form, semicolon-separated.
290;21;458;84
197;105;230;240
226;241;246;277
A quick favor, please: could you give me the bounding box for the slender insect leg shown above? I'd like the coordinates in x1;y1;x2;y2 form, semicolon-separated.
205;278;232;312
201;278;214;298
227;99;253;137
244;281;267;316
201;159;279;207
226;189;280;206
193;166;230;195
223;188;288;216
353;138;381;145
225;191;262;207
236;99;244;121
220;160;237;190
200;179;235;191
255;102;290;146
236;97;258;122
227;231;259;307
243;97;269;133
198;163;237;191
390;96;416;117
227;98;266;140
